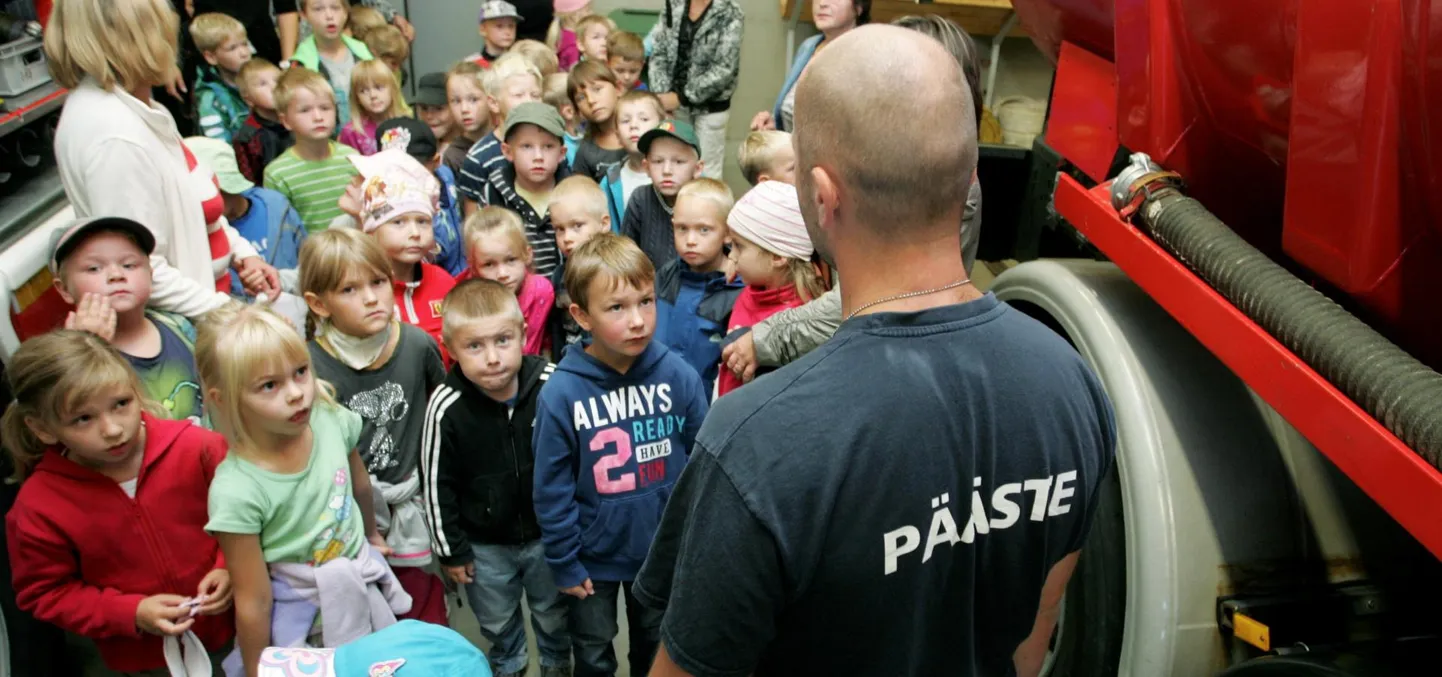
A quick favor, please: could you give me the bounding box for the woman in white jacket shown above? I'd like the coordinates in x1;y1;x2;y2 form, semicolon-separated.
46;0;278;320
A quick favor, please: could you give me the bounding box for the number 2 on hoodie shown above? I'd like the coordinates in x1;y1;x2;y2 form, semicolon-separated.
591;427;637;494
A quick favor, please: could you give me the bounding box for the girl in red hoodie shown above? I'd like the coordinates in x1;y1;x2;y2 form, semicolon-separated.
2;330;234;674
717;180;828;397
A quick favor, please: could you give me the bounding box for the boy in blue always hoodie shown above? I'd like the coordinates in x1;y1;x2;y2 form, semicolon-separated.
654;178;742;396
547;176;612;361
532;233;708;677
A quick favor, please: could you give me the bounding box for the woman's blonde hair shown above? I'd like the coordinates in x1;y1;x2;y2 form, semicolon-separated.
545;2;593;49
511;39;559;78
346;5;388;40
1;331;155;481
349;59;412;132
464;206;532;265
195;304;337;454
45;0;180;90
298;228;395;335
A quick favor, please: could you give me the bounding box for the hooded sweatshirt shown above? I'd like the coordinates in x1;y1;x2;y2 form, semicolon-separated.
5;415;233;672
532;340;708;587
654;258;744;395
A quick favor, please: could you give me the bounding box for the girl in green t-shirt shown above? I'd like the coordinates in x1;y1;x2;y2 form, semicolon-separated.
195;304;398;675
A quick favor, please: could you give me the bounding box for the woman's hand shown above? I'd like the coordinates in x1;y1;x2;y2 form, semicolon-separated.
196;569;234;615
163;70;187;101
64;293;117;341
751;110;776;131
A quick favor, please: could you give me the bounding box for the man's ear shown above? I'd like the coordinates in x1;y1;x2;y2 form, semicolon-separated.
569;303;593;332
303;292;332;320
810;166;841;229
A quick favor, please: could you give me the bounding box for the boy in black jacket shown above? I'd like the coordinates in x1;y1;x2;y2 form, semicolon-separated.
420;279;573;677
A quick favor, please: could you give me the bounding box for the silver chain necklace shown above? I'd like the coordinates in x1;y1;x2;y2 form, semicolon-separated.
845;278;972;321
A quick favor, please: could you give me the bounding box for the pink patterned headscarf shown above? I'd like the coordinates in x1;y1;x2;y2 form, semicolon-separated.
726;180;815;260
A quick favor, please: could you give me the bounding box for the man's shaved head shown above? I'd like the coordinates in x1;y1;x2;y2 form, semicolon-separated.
794;24;978;256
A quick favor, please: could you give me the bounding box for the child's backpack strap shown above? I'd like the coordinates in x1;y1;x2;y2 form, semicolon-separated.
147;309;197;351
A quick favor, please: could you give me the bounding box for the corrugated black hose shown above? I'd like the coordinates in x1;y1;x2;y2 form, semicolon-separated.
1137;188;1442;469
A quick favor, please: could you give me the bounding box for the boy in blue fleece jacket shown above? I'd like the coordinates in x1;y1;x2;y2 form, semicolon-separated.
532;233;707;677
654;178;742;396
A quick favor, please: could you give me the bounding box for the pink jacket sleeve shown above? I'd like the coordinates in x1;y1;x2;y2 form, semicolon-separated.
557;30;580;71
520;273;555;355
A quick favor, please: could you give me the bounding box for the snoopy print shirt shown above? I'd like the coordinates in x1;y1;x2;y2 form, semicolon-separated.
206;402;367;565
309;323;447;485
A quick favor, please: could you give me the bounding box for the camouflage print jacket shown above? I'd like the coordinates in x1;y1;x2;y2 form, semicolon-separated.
645;0;745;109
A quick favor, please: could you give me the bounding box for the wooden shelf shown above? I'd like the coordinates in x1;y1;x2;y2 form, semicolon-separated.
779;0;1021;37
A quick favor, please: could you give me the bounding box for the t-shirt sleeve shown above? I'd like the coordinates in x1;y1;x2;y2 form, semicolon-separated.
205;464;266;535
336;404;364;452
1064;380;1118;554
633;449;784;677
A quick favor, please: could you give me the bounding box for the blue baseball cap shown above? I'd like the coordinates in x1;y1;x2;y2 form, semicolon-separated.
336;621;491;676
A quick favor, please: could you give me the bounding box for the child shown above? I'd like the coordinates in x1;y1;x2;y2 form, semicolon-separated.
599;90;663;228
4;331;234;675
365;24;411;85
473;0;522;67
255;621;489;677
265;68;360;233
345;4;389;40
513;38;561;77
547;175;612;358
655;178;743;394
191;12;253;142
298;229;449;626
575;14;614;63
233;59;295;185
738;129;797;186
346;149;458;350
716;180;826;396
548;0;591;71
533;232;707;677
49;216;212;425
457;53;544;214
606;30;646;91
291;0;376;127
421;279;573;677
340;60;412;155
197;304;409;674
542;72;583;165
445;61;491;176
378;117;468;277
567;61;627;181
414;72;458;158
645;0;744;179
621;119;703;268
186;138;309;317
487;101;571;277
459;207;554;356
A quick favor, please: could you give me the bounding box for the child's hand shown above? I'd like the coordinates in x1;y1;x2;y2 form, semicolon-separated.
444;563;475;585
368;532;394;557
235;257;281;299
750;110;776;131
561;578;594;600
722;332;757;383
64;293;117;341
196;569;233;615
338;176;365;218
135;594;196;636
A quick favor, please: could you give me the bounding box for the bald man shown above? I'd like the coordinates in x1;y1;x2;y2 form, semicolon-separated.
632;25;1115;677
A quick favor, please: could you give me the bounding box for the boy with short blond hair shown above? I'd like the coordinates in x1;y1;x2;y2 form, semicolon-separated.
264;68;359;233
655;178;743;394
606;31;647;92
622;119;703;268
600;90;663;229
365;24;410;84
190;12;252;142
458;53;545;213
422;278;573;677
738;129;797;186
513;39;560;78
547;175;612;357
533;232;707;677
232;58;294;184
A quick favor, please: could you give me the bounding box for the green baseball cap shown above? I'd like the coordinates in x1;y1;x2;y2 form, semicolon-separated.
503;102;567;142
638;119;700;156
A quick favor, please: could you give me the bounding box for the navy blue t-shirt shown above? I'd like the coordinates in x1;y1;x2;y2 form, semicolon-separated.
633;293;1116;677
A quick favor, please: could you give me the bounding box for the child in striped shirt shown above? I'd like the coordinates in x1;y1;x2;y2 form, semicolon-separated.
264;68;360;234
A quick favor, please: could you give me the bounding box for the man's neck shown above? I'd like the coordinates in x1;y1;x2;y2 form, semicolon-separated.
835;221;981;319
293;136;332;161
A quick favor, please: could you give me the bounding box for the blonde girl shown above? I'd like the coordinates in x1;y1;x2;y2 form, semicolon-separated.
339;59;412;156
462;206;555;355
3;330;234;674
548;0;594;70
299;228;451;625
717;180;826;397
197;304;404;676
575;14;616;63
